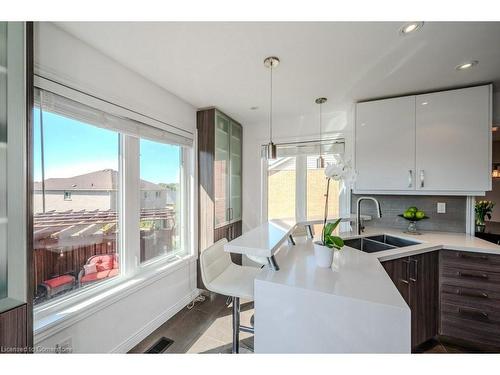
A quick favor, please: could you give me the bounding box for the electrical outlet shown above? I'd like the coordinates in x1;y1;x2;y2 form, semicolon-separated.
437;202;446;214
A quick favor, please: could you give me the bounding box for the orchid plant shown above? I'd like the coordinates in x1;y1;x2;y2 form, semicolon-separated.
320;157;356;249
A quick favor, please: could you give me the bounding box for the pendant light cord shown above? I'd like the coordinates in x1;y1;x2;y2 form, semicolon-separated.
269;65;273;143
319;102;322;157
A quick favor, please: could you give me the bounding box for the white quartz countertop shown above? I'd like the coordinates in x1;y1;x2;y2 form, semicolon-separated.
224;215;370;257
344;227;500;261
254;227;500;310
256;236;409;309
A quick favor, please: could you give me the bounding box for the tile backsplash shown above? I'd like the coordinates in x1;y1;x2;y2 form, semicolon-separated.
351;193;467;233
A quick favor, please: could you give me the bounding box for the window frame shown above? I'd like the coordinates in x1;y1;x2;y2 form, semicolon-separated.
262;139;350;225
32;81;195;330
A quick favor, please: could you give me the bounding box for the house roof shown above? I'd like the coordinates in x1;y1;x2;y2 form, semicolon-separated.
34;169;167;191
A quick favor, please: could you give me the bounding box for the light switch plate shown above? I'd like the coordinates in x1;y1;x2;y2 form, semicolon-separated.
437;202;446;214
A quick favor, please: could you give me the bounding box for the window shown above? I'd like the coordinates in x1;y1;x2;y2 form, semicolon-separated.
33;102;121;305
32;87;193;310
306;154;340;233
265;141;345;231
139;138;183;263
268;157;296;220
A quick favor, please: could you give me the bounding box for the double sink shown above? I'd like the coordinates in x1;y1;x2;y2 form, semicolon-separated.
344;234;421;253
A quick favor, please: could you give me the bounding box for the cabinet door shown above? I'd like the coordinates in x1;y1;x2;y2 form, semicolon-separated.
229;122;242;222
382;257;410;304
415;86;491;192
409;251;439;348
214;112;230;227
355;96;416;191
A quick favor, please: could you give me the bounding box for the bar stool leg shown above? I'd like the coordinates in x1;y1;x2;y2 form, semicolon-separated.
232;296;240;354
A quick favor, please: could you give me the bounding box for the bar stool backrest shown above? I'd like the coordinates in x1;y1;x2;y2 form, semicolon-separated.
200;238;232;290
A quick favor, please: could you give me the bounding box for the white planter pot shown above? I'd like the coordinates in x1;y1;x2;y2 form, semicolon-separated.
313;241;334;268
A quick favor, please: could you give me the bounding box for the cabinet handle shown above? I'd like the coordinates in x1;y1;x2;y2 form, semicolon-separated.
230;207;234;220
456;288;489;299
457;253;488;261
457;271;489;280
401;259;410;284
419;170;425;188
409;258;418;282
408;170;413;188
458;307;489;320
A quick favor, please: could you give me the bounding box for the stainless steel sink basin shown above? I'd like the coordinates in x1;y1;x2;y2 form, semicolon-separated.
365;234;420;248
344;234;420;253
343;237;396;253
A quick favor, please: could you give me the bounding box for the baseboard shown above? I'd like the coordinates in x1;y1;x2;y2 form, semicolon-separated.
111;288;200;353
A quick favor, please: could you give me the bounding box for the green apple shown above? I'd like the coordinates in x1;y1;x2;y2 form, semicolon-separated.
407;206;418;213
403;210;415;219
415;211;425;220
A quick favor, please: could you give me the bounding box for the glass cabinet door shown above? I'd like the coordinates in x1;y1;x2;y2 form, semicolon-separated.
229;122;242;222
214;112;230;227
0;22;7;300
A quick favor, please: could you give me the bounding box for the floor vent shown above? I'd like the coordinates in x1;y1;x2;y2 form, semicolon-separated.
145;337;174;353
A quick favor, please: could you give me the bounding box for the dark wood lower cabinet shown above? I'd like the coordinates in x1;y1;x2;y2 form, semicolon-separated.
439;250;500;349
382;251;439;349
410;251;440;347
0;304;28;353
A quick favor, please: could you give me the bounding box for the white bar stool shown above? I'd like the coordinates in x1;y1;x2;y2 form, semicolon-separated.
200;238;261;353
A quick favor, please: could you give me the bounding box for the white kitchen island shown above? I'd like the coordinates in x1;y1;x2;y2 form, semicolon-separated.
252;236;411;353
224;220;500;353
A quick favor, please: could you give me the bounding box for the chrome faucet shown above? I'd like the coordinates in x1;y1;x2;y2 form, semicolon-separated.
356;197;382;235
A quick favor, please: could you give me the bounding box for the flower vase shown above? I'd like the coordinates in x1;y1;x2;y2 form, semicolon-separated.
313;241;334;268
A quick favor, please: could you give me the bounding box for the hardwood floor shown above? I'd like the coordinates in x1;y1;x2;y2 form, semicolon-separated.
129;293;254;354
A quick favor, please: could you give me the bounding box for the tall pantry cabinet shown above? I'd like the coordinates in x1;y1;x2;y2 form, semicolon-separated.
197;108;243;288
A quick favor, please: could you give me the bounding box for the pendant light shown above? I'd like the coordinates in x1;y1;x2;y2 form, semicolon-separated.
315;97;327;168
264;56;280;160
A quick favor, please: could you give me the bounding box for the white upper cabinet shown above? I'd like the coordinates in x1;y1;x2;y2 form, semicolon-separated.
354;85;492;195
355;96;416;191
415;86;491;193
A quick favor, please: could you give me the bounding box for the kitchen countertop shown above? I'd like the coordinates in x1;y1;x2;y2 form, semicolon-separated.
254;226;500;304
223;215;370;258
349;227;500;261
236;223;500;312
247;223;499;353
256;236;409;309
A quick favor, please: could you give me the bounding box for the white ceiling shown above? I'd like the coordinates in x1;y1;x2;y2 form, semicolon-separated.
55;22;500;125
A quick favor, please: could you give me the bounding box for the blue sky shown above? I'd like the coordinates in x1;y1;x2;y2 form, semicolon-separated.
33;109;180;184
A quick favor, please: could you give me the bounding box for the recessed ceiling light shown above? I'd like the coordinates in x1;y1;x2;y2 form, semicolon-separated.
421;101;428;106
455;60;478;71
399;22;424;36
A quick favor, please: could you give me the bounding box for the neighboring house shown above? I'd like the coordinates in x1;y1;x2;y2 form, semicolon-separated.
33;169;176;213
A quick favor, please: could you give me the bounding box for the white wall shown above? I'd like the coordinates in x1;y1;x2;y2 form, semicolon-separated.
33;23;198;353
242;107;355;232
34;22;195;135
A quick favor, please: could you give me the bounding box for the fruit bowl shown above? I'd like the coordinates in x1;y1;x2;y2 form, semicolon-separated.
397;214;429;222
399;207;428;234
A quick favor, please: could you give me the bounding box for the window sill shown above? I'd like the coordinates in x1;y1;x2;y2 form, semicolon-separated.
34;253;197;343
